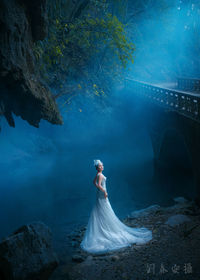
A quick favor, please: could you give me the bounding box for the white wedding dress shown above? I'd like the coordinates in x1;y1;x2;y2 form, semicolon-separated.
80;173;152;254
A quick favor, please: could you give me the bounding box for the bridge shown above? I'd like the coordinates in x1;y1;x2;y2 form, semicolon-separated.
125;77;200;205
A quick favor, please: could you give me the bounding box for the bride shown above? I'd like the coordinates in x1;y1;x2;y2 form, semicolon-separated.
80;159;153;254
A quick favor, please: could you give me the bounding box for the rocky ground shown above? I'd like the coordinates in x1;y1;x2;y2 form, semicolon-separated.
49;197;200;280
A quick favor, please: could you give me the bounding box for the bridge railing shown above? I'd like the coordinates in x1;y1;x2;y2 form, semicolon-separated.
125;78;200;123
177;77;200;92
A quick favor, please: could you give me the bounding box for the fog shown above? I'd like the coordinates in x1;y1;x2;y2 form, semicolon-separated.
127;1;200;83
0;87;194;244
0;0;197;247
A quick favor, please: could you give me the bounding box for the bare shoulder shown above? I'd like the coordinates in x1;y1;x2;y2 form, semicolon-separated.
97;173;103;178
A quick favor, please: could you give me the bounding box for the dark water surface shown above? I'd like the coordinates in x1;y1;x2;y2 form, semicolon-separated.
0;92;195;251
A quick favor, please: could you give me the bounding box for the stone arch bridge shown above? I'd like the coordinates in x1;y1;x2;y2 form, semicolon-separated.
125;77;200;205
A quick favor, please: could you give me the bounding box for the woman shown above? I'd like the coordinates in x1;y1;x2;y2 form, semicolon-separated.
80;159;152;254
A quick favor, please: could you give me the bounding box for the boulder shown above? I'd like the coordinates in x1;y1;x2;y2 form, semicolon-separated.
0;221;59;280
130;204;161;218
173;196;188;204
165;214;191;227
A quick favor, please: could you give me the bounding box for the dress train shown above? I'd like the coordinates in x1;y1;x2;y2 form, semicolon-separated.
80;174;152;254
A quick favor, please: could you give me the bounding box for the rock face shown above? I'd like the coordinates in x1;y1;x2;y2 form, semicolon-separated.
0;221;59;280
0;0;63;129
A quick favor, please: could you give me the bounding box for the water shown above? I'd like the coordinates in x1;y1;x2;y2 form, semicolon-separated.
0;91;195;248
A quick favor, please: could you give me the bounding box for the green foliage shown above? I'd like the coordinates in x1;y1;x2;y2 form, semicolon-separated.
33;0;135;105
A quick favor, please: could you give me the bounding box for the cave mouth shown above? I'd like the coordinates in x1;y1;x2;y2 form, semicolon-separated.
154;128;195;200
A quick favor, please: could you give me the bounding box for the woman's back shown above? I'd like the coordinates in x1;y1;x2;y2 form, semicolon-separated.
96;173;107;199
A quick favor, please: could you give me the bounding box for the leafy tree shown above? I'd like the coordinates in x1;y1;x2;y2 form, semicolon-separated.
33;0;135;111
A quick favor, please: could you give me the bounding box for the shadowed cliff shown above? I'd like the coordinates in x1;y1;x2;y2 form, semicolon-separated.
0;0;63;129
